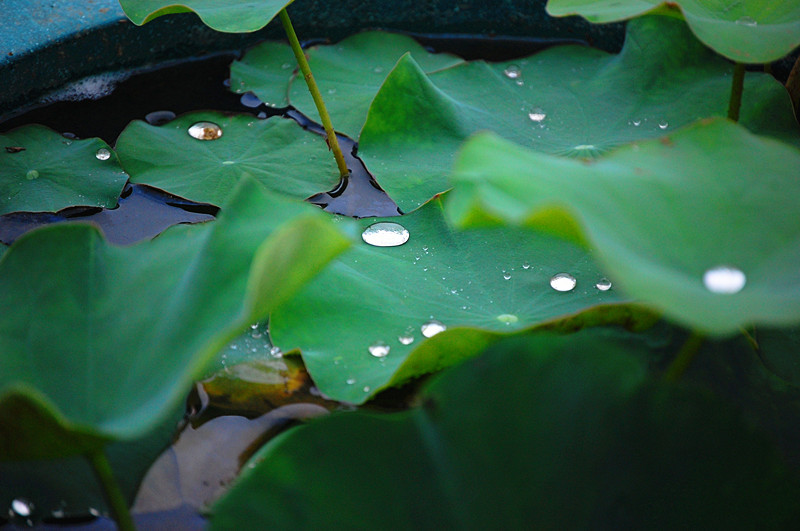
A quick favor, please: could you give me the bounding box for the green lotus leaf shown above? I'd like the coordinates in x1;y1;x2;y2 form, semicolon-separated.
0;178;352;460
546;1;800;63
269;196;657;404
211;330;800;528
118;0;293;33
0;125;127;215
231;32;464;137
447;119;800;335
358;16;799;212
115;112;339;205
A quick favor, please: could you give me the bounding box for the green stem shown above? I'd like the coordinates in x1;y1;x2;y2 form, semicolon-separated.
88;449;135;531
279;9;349;178
664;331;705;382
727;62;745;122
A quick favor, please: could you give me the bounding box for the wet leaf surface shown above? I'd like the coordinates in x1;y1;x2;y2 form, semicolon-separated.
546;0;800;63
358;16;800;211
0;125;127;216
115;112;339;206
211;330;800;528
447;119;800;335
0;178;353;460
270;196;642;404
119;0;294;33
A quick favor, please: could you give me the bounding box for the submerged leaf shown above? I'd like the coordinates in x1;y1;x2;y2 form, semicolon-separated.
0;178;352;460
270;197;646;404
211;331;800;528
0;125;127;215
447;119;800;335
546;0;800;63
358;16;799;211
116;113;339;206
119;0;294;33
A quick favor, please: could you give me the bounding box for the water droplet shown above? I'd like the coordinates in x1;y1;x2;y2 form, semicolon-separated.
595;278;612;291
270;346;283;357
573;144;596;151
361;222;410;247
222;160;235;165
368;341;390;358
373;66;384;73
398;334;414;345
95;148;111;160
528;108;546;122
658;121;668;130
145;110;176;125
25;169;39;180
239;92;262;108
497;314;519;324
631;119;641;126
503;272;512;280
11;498;33;518
187;121;223;140
346;378;356;385
522;262;531;270
550;273;577;292
503;64;521;79
363;386;371;393
736;16;757;27
421;319;446;338
281;63;292;69
703;266;746;294
327;88;337;94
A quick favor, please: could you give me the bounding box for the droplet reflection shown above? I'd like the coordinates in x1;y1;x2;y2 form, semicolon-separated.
187;121;223;140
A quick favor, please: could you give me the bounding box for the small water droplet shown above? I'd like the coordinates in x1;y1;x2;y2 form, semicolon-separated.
361;222;410;247
95;148;111;160
504;64;521;79
327;88;337;94
497;314;519;324
145;110;176;125
222;160;235;165
658;121;668;130
363;386;371;393
595;278;612;291
373;66;384;73
239;92;262;108
631;119;641;126
736;15;757;27
550;273;577;292
89;508;101;517
573;144;596;151
11;498;33;518
503;272;512;280
703;266;746;294
25;169;39;180
421;319;446;338
398;334;414;345
368;341;390;358
270;346;283;358
522;262;531;270
346;378;356;385
187;121;223;140
281;63;292;69
528;108;546;122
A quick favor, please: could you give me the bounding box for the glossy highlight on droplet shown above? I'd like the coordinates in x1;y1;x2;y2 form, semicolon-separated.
368;341;390;358
95;148;111;160
528;108;546;122
421;319;446;338
187;121;223;140
550;273;576;292
503;64;521;79
703;266;746;294
658;121;669;130
595;278;612;291
361;222;410;247
11;498;33;517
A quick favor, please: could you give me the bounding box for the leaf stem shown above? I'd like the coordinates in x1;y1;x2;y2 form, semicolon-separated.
727;62;746;122
664;331;705;382
278;9;349;178
88;449;135;531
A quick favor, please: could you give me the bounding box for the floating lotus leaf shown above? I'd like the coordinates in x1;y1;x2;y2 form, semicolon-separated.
0;125;126;215
119;0;294;33
447;119;800;335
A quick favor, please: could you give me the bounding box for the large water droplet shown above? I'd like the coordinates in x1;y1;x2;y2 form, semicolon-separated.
368;341;390;358
361;222;409;247
187;121;223;140
736;16;757;27
503;64;521;79
11;498;33;518
25;169;39;180
703;266;746;294
95;148;111;160
145;110;176;125
497;314;519;324
550;273;577;292
595;278;612;291
528;108;546;122
421;319;446;338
